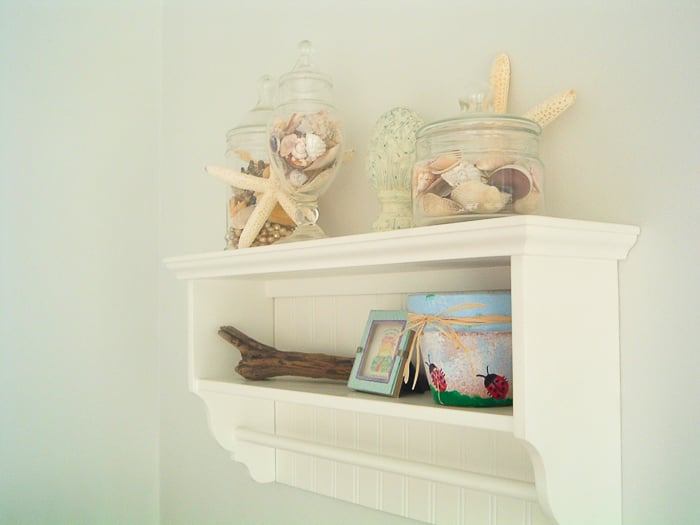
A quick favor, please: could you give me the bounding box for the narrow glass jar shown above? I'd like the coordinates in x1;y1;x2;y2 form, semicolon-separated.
412;114;544;225
268;40;344;242
225;75;295;248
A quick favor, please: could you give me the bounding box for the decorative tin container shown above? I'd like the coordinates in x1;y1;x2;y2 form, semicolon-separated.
407;292;513;407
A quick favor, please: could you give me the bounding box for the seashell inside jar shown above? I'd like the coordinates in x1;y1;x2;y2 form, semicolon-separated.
412;115;544;225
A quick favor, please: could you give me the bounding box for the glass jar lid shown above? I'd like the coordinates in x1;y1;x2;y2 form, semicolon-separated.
277;40;333;104
417;84;542;141
417;114;542;141
226;75;275;151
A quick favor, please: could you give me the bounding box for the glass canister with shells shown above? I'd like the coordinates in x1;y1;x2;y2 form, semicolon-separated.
267;40;344;242
412;95;544;225
224;75;296;248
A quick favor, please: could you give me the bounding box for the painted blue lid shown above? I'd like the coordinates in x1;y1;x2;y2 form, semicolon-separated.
407;291;511;332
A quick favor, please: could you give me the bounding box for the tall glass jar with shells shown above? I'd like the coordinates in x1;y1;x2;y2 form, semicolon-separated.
412;91;544;225
268;40;344;242
225;75;295;248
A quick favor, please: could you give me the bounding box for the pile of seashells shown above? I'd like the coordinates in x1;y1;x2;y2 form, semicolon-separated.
269;109;342;193
413;152;543;222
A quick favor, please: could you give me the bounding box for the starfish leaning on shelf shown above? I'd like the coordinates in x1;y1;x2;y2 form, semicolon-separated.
205;164;300;249
488;52;576;126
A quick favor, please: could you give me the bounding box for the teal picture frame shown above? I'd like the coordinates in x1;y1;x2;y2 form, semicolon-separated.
347;310;413;397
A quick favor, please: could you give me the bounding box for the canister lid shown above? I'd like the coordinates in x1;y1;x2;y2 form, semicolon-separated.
277;40;333;103
225;75;275;148
418;84;541;140
417;114;542;141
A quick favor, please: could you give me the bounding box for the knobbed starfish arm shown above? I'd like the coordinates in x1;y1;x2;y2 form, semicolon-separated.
523;89;577;128
490;53;511;114
485;53;576;127
238;188;278;248
205;165;269;193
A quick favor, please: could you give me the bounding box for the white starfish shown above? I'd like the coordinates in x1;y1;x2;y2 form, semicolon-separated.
522;88;577;128
488;53;576;127
205;165;300;249
490;53;511;114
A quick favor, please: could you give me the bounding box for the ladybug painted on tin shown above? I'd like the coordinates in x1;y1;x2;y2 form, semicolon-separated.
425;355;447;403
476;366;509;400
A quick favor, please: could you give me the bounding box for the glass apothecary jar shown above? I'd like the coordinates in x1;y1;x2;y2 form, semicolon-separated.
412;102;544;226
268;40;344;242
225;76;295;248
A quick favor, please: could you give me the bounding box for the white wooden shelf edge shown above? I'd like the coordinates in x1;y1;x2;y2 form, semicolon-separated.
164;216;640;280
196;378;514;432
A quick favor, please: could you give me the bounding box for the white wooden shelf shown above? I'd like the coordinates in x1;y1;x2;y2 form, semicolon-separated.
165;215;639;525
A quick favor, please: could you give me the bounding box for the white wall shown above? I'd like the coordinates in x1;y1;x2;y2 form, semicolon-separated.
2;1;698;525
0;1;161;524
159;1;699;524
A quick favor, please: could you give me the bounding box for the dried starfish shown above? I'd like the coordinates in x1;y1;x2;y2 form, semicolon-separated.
487;53;576;127
490;53;511;114
523;89;577;128
205;165;300;249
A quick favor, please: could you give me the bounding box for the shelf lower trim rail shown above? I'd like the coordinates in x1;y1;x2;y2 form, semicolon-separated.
234;427;538;502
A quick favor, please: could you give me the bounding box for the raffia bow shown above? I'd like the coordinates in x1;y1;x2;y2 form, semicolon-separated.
402;303;512;389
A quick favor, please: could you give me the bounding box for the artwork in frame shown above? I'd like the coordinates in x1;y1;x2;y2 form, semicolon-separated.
348;310;413;397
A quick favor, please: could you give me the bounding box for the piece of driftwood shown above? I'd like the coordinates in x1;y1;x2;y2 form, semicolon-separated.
219;325;354;381
218;325;430;394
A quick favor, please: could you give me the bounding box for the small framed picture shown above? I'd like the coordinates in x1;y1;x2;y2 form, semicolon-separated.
348;310;413;397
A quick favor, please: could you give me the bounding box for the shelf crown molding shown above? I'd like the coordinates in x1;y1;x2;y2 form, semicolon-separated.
164;216;639;280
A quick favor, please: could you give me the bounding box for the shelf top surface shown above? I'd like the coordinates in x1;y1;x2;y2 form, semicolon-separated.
197;377;514;432
165;215;639;280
